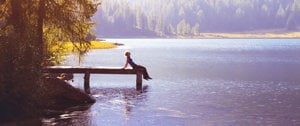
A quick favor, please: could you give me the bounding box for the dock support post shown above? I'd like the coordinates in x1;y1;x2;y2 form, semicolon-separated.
84;72;91;94
136;71;143;92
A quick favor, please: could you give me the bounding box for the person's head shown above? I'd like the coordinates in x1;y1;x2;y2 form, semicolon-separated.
124;51;131;57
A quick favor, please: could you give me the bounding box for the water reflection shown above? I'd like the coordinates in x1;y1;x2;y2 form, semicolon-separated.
91;85;148;119
41;86;148;126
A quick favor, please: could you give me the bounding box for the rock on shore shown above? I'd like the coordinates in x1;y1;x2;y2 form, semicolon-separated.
43;78;95;110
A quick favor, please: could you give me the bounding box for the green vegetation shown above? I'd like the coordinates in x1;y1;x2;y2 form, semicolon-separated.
0;0;100;122
51;41;117;54
49;41;117;64
95;0;300;37
90;41;117;49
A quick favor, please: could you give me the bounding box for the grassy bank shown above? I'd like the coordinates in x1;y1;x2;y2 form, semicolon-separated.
51;41;117;54
84;41;117;49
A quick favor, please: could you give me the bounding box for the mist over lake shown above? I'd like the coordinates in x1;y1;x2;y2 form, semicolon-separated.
44;39;300;126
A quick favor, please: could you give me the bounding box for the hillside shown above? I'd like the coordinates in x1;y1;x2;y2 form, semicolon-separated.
92;0;300;38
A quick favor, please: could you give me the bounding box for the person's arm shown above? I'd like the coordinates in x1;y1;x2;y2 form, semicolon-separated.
123;59;129;69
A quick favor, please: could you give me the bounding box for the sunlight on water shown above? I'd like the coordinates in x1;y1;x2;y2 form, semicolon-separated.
45;39;300;126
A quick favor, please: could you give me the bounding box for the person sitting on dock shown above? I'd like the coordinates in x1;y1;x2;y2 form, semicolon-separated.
123;51;152;80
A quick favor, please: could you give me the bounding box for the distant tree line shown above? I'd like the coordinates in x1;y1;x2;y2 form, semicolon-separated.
94;0;300;37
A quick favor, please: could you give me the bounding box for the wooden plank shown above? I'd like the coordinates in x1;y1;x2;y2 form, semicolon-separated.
44;66;136;74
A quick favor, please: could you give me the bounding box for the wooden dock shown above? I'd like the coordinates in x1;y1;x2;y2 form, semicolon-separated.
44;66;143;94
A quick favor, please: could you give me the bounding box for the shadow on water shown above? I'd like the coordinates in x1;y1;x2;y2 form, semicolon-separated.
41;104;93;126
0;104;94;126
41;85;149;126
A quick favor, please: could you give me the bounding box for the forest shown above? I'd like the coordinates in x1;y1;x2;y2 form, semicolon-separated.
93;0;300;37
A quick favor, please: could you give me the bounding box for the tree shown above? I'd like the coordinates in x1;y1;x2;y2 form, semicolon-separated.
276;4;286;18
43;0;100;57
177;19;190;35
0;0;100;120
191;23;200;35
286;0;298;30
135;7;143;29
167;24;175;35
0;0;44;120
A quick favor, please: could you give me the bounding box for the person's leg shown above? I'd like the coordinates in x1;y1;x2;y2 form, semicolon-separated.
136;65;151;80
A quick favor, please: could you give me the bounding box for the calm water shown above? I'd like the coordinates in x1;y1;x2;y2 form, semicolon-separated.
44;39;300;126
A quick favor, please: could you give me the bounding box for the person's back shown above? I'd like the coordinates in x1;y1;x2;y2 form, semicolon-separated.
126;55;137;68
123;51;152;80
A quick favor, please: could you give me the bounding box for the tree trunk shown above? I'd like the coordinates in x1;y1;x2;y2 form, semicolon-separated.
10;0;24;31
38;0;45;58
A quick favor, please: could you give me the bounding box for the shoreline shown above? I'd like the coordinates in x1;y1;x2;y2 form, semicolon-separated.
189;32;300;39
100;32;300;39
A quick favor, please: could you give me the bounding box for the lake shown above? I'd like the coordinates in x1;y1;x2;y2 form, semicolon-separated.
43;39;300;126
